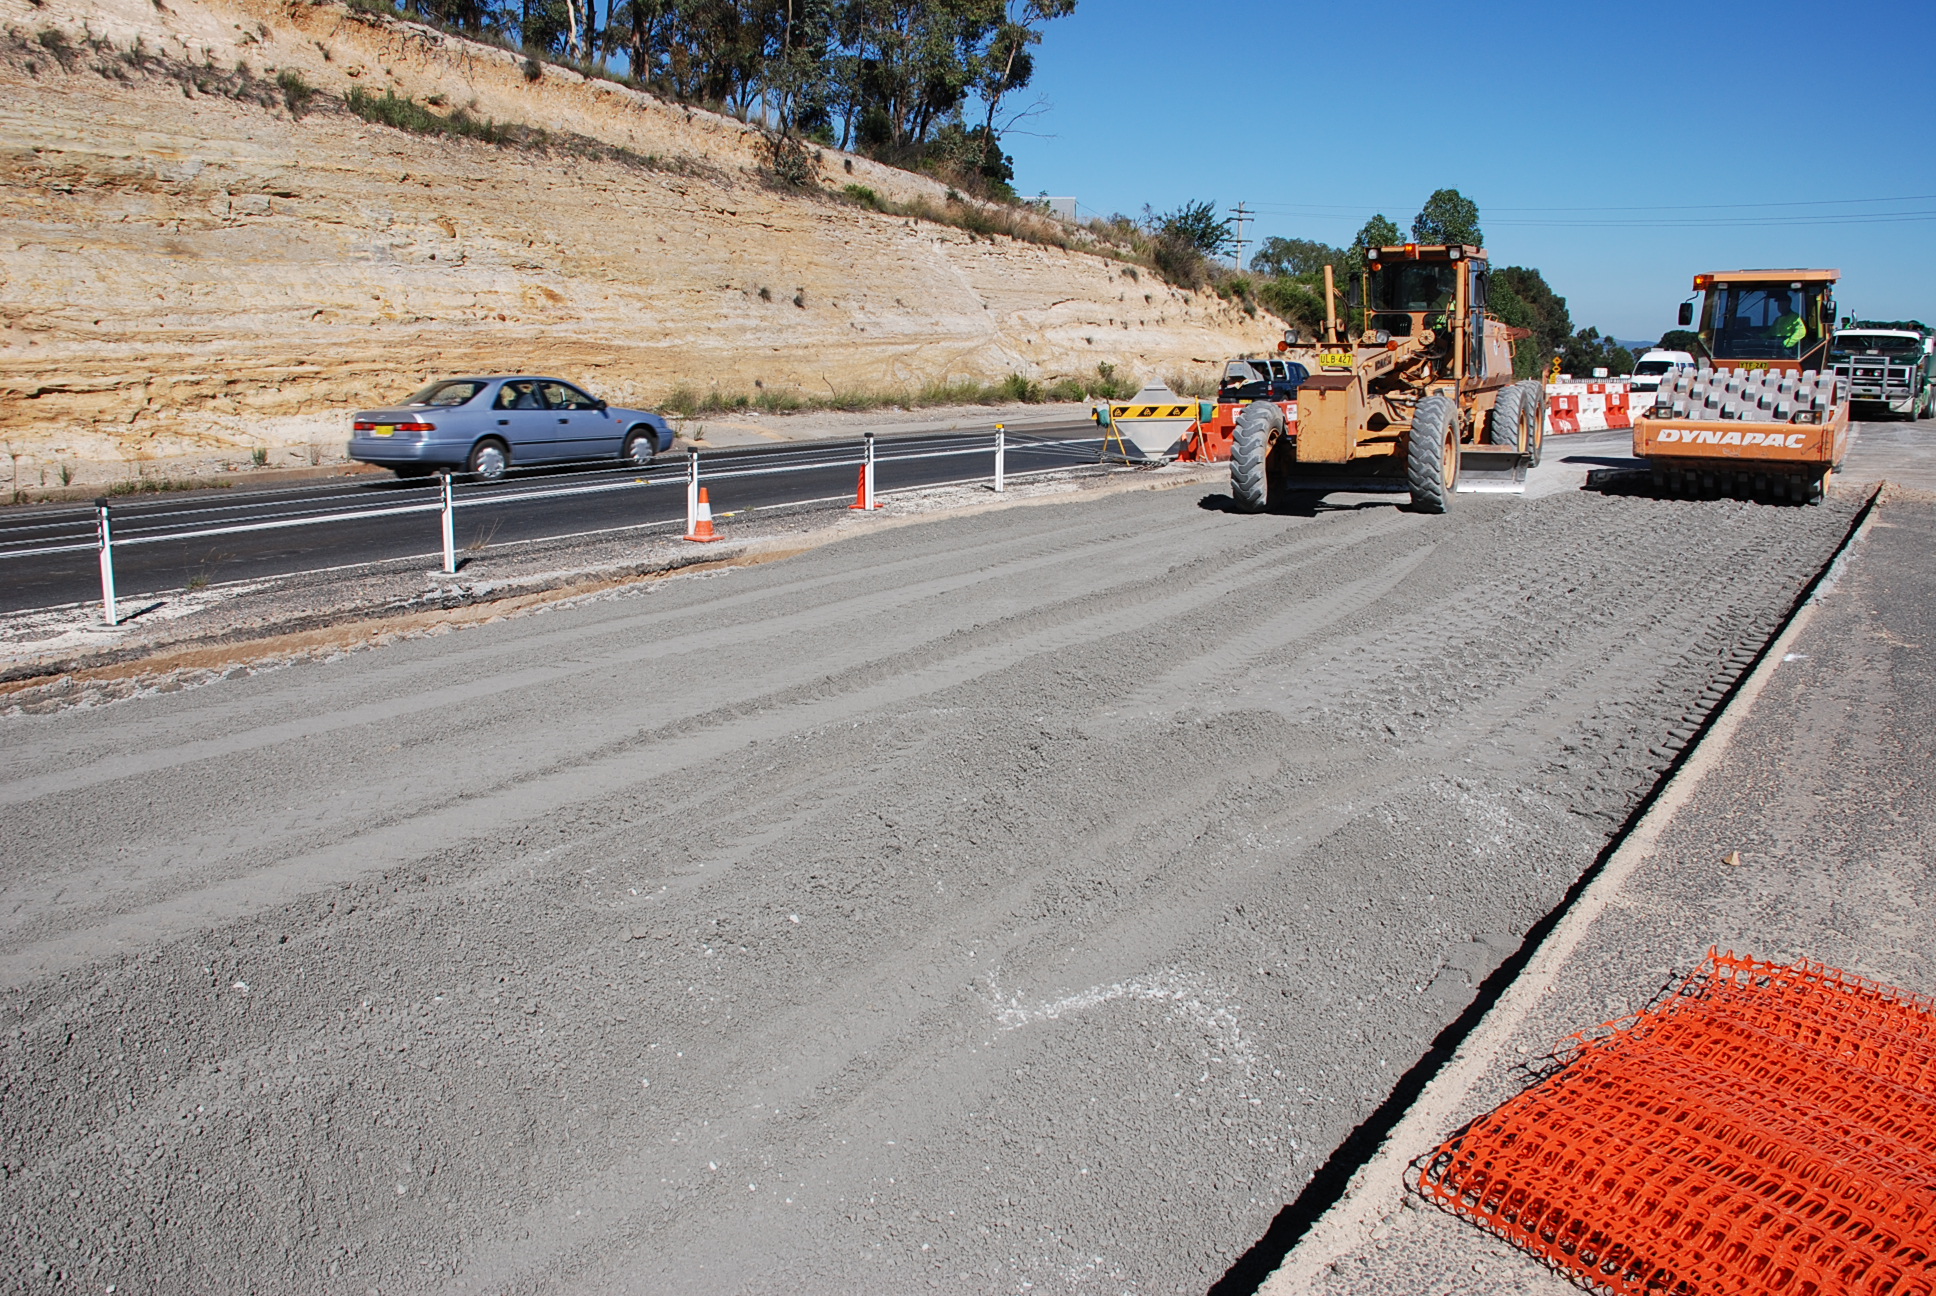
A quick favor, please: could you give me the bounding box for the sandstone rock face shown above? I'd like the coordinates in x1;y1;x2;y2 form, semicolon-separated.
0;0;1276;483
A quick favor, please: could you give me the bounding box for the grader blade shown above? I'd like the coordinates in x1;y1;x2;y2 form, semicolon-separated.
1454;445;1528;494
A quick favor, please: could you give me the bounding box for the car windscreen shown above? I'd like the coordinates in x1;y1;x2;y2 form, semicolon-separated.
1835;334;1922;355
1632;361;1676;376
403;380;487;407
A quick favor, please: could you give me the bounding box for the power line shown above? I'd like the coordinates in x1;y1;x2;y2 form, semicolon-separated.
1486;211;1936;229
1247;192;1936;216
1243;193;1936;230
1492;193;1936;213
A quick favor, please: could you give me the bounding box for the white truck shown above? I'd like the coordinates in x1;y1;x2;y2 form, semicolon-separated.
1830;323;1935;419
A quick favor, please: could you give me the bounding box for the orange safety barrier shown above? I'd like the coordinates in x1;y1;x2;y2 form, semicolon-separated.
1417;950;1936;1295
1174;400;1298;463
1174;401;1233;463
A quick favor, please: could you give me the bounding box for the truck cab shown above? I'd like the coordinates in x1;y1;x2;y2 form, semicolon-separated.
1218;357;1308;403
1829;325;1934;419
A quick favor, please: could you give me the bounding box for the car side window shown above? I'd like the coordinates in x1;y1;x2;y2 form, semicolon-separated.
495;381;542;411
540;382;596;410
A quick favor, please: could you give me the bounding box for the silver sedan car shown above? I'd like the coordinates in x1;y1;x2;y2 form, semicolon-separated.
347;376;674;480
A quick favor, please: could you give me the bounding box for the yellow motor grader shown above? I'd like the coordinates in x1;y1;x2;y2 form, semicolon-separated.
1230;243;1543;513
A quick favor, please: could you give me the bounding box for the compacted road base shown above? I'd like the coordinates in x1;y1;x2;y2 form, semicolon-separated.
0;477;1861;1293
1285;489;1936;1296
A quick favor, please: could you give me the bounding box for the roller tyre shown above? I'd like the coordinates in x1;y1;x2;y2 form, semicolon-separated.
1230;400;1282;513
1406;393;1457;514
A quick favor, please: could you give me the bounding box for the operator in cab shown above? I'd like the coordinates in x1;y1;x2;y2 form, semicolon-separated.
1768;291;1806;352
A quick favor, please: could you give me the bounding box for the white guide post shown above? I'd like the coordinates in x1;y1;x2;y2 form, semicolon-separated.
994;424;1006;493
686;448;699;533
440;472;457;575
95;497;117;626
863;432;876;508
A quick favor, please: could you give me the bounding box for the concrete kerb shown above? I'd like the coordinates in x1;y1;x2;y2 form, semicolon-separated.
1255;483;1887;1296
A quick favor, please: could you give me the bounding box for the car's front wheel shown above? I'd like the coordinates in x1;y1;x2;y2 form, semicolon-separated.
467;438;509;481
622;427;658;465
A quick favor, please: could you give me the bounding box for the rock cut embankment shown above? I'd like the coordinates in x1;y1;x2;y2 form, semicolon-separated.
0;0;1274;484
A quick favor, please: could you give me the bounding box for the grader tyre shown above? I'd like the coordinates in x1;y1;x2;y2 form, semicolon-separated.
1406;393;1457;514
1521;380;1546;466
1230;400;1282;513
1487;383;1525;447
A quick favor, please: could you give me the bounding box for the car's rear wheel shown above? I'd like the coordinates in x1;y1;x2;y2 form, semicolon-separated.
622;427;658;465
467;438;509;481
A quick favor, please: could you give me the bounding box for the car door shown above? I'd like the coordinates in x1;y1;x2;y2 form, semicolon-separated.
488;379;554;464
538;380;614;461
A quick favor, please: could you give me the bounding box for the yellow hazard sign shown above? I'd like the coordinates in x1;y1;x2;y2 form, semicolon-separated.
1110;404;1194;419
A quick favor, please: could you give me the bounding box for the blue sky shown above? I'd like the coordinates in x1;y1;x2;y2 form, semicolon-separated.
1002;0;1936;342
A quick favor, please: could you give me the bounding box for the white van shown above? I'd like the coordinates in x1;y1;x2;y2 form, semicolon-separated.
1629;349;1695;409
1630;350;1695;394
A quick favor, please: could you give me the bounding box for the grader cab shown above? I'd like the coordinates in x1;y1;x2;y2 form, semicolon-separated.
1229;244;1544;513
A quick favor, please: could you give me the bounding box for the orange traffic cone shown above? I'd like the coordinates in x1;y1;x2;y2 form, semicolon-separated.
685;487;719;543
849;465;883;511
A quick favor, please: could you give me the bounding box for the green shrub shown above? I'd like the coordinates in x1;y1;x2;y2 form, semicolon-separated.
998;373;1040;403
767;133;819;187
656;372;1132;418
841;184;884;210
1091;362;1135;400
275;68;314;117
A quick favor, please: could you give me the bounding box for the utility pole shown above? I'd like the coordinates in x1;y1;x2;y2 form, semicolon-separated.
1231;201;1252;270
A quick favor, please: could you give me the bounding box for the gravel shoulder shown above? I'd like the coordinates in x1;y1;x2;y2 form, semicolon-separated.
1277;484;1936;1295
0;437;1872;1294
0;462;1185;706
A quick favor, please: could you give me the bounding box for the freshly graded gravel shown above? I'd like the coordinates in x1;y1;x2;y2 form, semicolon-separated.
0;478;1861;1294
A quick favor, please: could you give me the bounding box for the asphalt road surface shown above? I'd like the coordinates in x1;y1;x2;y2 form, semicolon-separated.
0;423;1100;615
0;462;1864;1294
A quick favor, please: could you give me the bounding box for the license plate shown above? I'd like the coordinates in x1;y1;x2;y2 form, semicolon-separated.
1318;352;1354;371
373;425;395;436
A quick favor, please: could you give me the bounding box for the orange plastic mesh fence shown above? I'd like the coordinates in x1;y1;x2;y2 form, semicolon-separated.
1417;950;1936;1295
